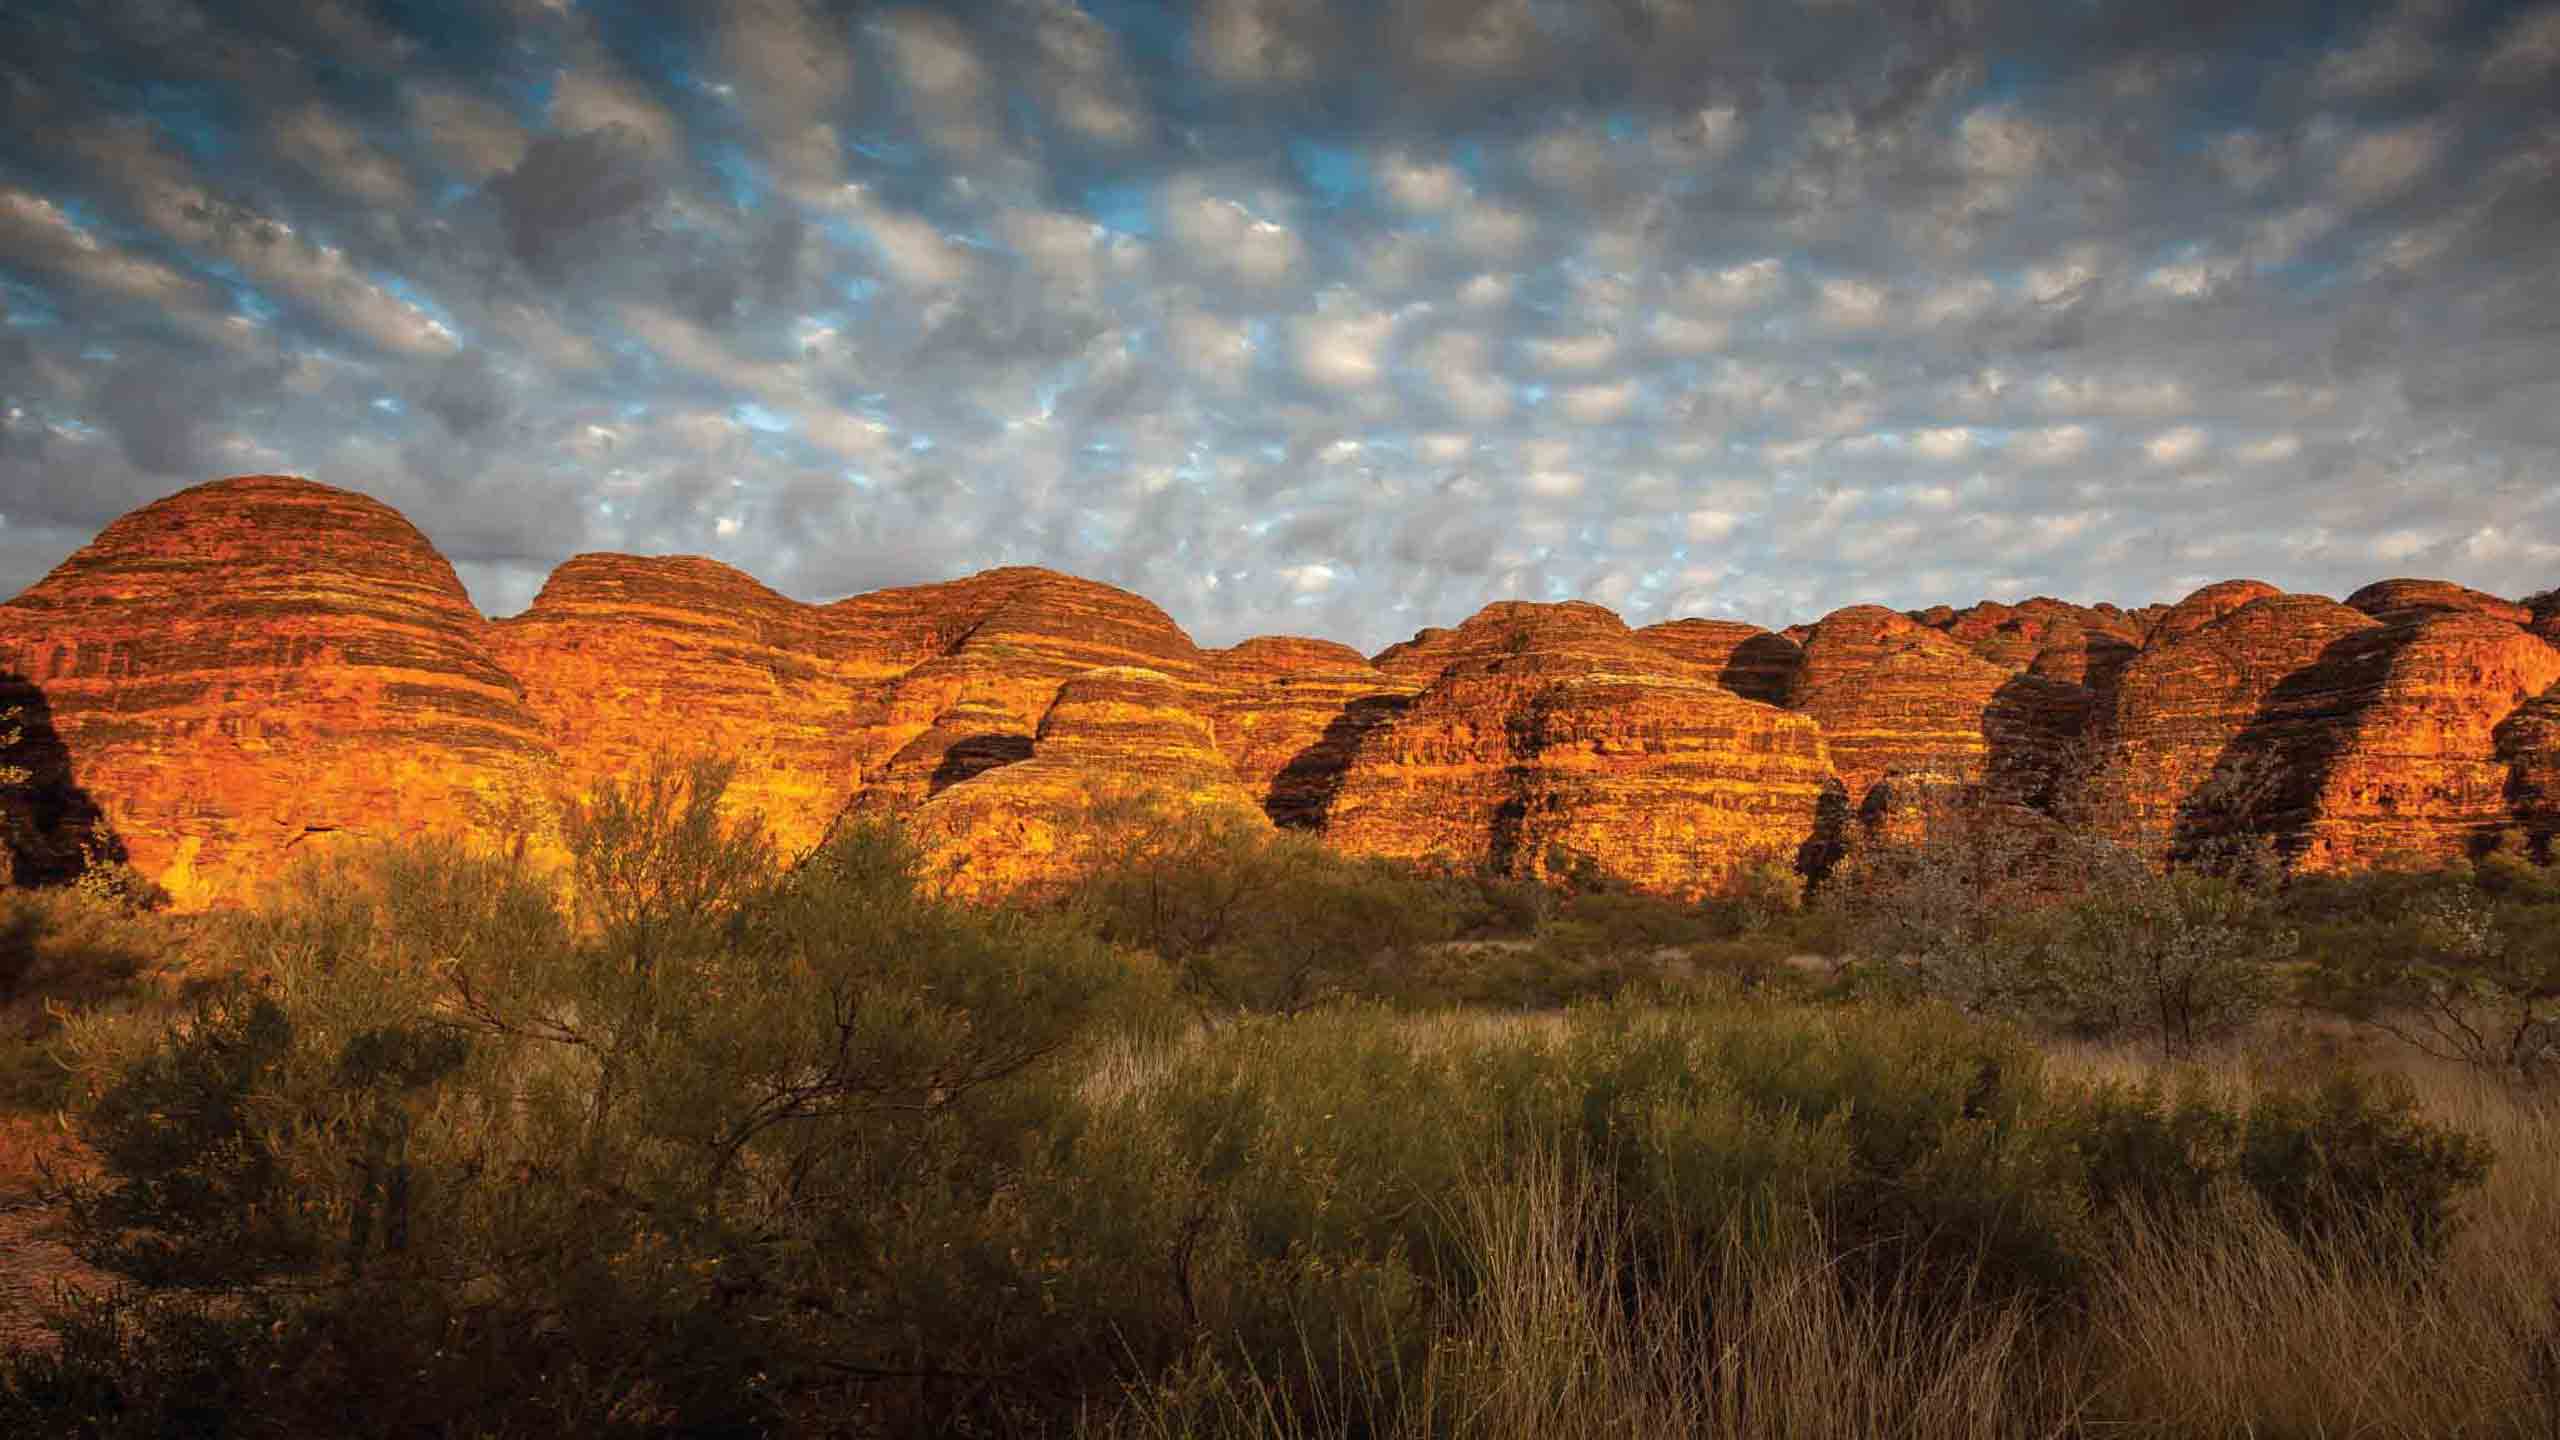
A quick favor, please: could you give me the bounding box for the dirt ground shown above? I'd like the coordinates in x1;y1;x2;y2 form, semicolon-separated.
0;1118;109;1354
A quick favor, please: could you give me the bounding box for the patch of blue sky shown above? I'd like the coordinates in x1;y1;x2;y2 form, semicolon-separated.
705;144;769;210
824;270;882;310
375;274;465;342
908;433;936;453
1290;139;1370;207
1081;182;1155;238
493;69;556;127
732;402;794;434
227;285;281;326
79;346;117;362
1979;56;2051;108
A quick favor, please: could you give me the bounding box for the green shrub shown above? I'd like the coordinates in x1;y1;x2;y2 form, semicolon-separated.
1067;806;1464;1016
29;761;1148;1436
2301;861;2560;1083
2238;1068;2494;1256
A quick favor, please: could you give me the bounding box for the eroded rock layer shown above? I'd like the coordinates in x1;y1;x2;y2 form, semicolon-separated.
2085;591;2386;860
0;476;552;903
1326;603;1838;892
1785;606;2022;810
904;667;1267;897
5;476;2557;901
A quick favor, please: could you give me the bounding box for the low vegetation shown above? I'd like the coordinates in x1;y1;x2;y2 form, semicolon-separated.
0;760;2555;1437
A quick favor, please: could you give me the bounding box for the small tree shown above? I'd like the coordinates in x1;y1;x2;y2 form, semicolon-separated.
2316;883;2560;1084
2044;856;2289;1057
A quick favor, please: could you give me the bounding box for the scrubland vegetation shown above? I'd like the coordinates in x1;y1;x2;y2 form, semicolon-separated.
1;761;2557;1437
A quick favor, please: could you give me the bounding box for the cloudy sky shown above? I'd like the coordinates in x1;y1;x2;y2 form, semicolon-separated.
1;0;2556;648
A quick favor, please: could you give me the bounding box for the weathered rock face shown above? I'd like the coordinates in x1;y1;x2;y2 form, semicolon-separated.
2085;591;2385;861
904;667;1267;896
2145;580;2285;648
1327;603;1839;892
2497;683;2560;856
2084;588;2560;867
2344;578;2534;628
8;477;2557;901
1632;619;1803;705
492;560;1210;856
0;476;553;903
490;554;916;856
1784;606;2023;811
2291;615;2560;867
841;567;1210;790
1203;638;1419;829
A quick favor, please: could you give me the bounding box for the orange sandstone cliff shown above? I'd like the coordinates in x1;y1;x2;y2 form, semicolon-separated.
0;477;554;903
1323;602;1840;893
3;475;2556;904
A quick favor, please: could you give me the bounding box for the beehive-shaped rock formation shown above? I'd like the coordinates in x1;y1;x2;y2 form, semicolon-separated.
904;666;1267;896
1203;637;1419;828
1631;618;1803;705
0;476;553;902
1326;603;1838;892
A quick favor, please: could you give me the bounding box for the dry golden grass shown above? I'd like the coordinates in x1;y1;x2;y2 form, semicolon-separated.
1100;1014;2560;1440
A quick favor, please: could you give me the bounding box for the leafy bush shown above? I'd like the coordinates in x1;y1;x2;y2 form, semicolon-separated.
29;758;1149;1436
2238;1068;2494;1255
1066;805;1465;1016
2300;860;2560;1083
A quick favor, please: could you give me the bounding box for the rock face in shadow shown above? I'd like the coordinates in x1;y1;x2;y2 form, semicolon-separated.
1631;619;1804;705
2085;591;2384;862
2498;683;2560;856
2290;614;2560;867
0;476;553;904
1326;602;1839;893
1202;637;1420;829
6;478;2555;901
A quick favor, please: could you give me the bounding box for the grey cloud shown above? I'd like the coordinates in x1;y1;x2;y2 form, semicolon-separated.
485;130;664;280
421;350;512;439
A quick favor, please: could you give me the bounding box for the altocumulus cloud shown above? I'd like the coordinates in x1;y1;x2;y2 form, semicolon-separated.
1;0;2557;647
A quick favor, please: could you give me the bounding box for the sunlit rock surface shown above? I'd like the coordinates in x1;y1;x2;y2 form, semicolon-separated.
0;476;553;903
1202;637;1420;829
903;666;1267;897
6;478;2556;902
1327;602;1839;892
